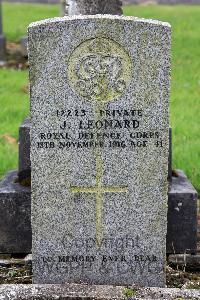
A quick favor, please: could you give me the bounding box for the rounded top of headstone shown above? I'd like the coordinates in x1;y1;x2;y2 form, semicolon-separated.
28;15;171;30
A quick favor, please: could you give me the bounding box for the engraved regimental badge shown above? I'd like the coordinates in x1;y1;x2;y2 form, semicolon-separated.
68;37;132;103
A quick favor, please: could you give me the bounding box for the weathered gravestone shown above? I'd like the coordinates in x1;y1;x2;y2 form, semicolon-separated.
29;15;171;286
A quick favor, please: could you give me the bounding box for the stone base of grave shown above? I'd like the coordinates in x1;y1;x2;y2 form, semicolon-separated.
0;171;31;253
0;34;6;61
0;169;197;254
0;283;199;300
168;254;200;271
167;170;198;254
19;118;31;174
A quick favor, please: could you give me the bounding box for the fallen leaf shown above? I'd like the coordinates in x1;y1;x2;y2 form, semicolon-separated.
21;84;29;94
0;134;18;148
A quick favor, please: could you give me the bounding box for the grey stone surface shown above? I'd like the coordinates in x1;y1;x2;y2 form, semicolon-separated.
29;15;171;286
67;0;123;15
19;118;31;174
167;170;198;254
0;284;200;300
0;171;31;253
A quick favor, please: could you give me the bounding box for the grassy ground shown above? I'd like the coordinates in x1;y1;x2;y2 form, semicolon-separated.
2;3;60;42
0;4;200;191
0;69;29;177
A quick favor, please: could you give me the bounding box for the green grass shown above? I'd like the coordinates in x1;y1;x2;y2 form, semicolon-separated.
0;69;29;178
124;288;136;298
2;3;60;42
0;4;200;191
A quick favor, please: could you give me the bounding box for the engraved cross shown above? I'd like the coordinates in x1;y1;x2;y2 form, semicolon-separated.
70;154;128;247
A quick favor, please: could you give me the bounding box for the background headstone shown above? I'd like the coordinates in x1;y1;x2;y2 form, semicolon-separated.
29;15;171;286
167;170;198;254
20;36;28;58
61;0;66;16
66;0;123;15
0;0;6;61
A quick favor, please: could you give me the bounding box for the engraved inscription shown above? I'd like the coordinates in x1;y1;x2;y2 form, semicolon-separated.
35;253;160;277
68;37;132;102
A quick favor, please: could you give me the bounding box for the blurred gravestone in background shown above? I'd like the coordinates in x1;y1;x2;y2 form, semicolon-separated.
60;0;66;16
67;0;123;15
0;0;6;61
